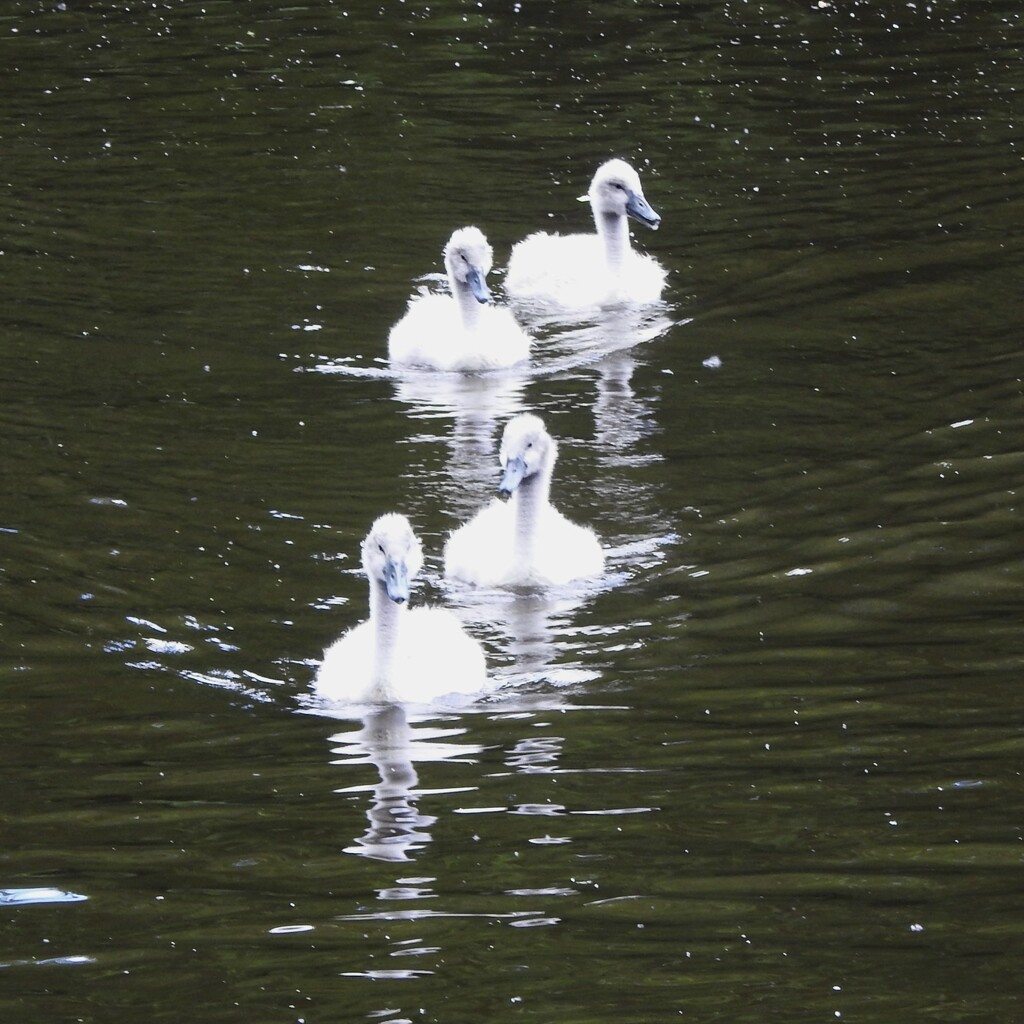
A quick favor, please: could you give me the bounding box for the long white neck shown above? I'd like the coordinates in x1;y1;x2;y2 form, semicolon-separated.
451;274;483;331
512;464;552;567
594;208;631;276
368;576;404;699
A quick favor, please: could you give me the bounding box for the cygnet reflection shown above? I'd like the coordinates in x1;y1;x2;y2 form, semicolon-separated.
329;703;482;862
392;367;531;521
525;302;676;369
553;306;678;524
446;584;603;690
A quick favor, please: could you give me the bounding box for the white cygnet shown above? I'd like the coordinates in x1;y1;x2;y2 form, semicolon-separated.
314;513;488;704
388;226;531;372
444;413;605;588
505;159;667;308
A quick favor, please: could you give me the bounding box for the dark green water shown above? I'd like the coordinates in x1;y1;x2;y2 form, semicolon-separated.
2;1;1022;1022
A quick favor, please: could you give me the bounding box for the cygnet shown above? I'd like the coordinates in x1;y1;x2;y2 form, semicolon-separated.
389;226;531;372
444;414;605;587
505;159;667;308
315;513;488;703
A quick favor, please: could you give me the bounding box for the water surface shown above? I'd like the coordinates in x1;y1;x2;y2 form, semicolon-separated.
2;1;1022;1022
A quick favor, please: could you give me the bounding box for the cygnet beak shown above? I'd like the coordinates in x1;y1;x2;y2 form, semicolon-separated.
498;456;527;499
466;267;492;304
626;191;661;230
383;557;410;604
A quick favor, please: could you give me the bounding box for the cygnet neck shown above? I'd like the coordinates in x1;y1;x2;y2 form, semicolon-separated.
452;274;483;331
367;574;405;694
594;208;632;276
511;463;553;566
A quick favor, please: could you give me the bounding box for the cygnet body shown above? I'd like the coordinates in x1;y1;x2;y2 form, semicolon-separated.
444;414;605;588
505;159;667;308
314;513;488;704
388;226;531;372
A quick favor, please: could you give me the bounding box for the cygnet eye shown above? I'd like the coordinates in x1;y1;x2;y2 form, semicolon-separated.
378;543;385;554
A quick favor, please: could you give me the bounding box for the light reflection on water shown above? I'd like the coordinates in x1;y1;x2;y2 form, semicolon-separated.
0;889;89;906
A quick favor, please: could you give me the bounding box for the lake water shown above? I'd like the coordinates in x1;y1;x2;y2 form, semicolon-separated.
2;1;1022;1022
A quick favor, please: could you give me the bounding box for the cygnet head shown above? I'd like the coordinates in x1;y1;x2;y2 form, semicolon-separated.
444;226;494;304
585;158;661;230
361;513;424;604
498;413;557;498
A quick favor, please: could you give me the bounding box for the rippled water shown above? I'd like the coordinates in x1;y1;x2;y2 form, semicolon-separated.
2;1;1022;1022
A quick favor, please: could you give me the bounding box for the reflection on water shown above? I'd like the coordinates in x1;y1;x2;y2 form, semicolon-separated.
536;303;679;466
321;698;649;868
311;302;678;526
445;582;604;689
0;888;88;906
392;367;531;519
592;349;660;467
328;704;481;863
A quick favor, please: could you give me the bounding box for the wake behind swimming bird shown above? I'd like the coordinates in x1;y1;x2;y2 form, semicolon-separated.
388;226;531;372
314;513;488;704
505;159;667;309
444;413;605;588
